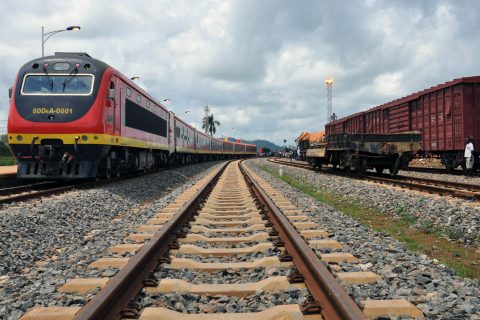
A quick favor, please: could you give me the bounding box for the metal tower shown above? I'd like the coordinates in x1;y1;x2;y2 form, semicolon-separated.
325;77;334;122
203;104;210;133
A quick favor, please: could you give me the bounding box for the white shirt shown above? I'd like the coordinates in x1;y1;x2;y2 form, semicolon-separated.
465;142;474;157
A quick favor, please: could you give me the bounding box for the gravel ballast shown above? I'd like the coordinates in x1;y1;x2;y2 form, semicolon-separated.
0;161;223;320
142;290;308;313
274;159;480;245
247;158;480;319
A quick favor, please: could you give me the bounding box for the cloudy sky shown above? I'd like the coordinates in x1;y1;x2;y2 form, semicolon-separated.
0;0;479;145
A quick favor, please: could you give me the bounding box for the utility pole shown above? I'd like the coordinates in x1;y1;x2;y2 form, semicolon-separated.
325;77;334;122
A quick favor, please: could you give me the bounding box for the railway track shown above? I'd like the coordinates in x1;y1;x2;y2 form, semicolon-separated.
0;180;87;205
0;172;22;188
269;158;480;200
0;168;172;205
21;160;422;319
404;166;468;175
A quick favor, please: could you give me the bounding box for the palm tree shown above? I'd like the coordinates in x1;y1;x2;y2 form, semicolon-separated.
202;114;221;136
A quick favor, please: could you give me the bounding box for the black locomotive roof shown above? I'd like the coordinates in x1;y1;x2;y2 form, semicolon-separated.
54;52;91;57
18;52;109;76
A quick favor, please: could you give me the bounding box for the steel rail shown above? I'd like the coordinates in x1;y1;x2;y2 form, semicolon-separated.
74;161;229;320
0;173;22;188
0;181;60;196
366;175;480;199
0;183;83;204
239;161;365;320
0;165;181;205
394;175;480;192
404;166;475;176
269;158;480;200
0;181;71;197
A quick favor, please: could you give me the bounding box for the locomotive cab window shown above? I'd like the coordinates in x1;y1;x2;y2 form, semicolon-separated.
21;74;94;95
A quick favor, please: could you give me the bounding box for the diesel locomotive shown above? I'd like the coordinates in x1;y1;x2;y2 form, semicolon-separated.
7;52;256;179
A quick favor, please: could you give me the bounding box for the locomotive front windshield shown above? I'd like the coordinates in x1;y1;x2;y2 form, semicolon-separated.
21;74;94;95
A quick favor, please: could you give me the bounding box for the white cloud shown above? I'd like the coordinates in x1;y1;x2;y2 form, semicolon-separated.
1;0;480;145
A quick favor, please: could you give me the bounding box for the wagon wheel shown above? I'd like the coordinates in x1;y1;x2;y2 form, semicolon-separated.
360;159;367;175
445;161;455;172
349;157;358;173
374;166;384;174
105;156;112;179
461;161;467;173
114;162;121;178
388;158;401;176
105;168;112;179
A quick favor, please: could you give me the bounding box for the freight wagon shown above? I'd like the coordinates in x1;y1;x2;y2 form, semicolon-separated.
304;131;422;176
326;77;480;171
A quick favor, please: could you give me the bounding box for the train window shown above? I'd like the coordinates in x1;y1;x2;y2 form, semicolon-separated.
136;94;141;103
21;74;94;95
146;101;150;108
126;87;131;97
175;127;180;138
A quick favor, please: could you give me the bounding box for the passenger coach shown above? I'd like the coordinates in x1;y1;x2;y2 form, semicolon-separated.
7;52;256;179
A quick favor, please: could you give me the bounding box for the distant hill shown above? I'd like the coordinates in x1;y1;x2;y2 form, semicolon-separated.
243;139;282;151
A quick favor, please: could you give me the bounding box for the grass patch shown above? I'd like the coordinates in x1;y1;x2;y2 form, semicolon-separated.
0;157;16;166
259;164;480;280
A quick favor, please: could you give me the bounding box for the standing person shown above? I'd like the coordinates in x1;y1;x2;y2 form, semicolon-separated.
465;137;474;176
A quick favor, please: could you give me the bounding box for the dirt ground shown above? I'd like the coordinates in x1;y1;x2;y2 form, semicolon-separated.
409;158;444;169
0;165;17;175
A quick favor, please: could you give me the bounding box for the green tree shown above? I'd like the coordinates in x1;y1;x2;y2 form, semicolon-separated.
202;114;221;136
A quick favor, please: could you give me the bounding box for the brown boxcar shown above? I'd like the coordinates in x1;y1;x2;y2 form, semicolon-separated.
326;76;480;170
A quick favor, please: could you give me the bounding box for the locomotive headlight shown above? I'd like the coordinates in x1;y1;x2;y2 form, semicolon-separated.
16;135;23;141
53;62;71;71
82;135;88;141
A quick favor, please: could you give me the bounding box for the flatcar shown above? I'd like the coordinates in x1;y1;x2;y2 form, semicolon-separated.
326;77;480;171
7;52;256;179
303;130;422;176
